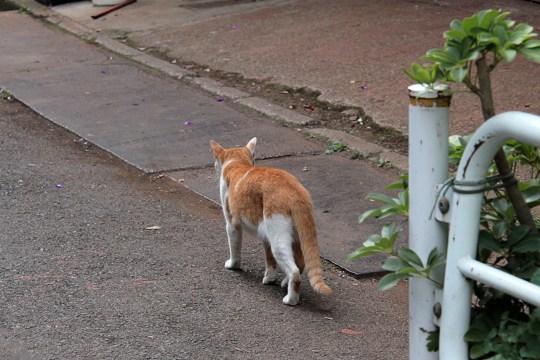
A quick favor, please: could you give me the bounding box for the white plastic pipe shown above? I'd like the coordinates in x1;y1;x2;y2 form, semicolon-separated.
408;84;451;360
440;111;540;359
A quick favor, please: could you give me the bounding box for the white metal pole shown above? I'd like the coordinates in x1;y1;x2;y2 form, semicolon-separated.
408;84;451;360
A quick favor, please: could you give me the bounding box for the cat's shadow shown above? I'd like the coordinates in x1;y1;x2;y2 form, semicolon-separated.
229;266;334;314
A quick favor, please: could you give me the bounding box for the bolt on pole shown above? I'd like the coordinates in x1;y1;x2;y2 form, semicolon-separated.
408;84;451;359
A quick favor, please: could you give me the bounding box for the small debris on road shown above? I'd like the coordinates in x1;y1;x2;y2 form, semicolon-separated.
145;225;161;230
341;328;363;335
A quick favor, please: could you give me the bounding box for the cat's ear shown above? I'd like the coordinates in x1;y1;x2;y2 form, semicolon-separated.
210;140;223;158
246;137;257;155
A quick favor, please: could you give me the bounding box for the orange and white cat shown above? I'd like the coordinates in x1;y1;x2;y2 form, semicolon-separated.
210;137;331;305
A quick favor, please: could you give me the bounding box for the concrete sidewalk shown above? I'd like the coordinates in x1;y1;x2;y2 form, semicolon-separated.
0;7;405;276
46;0;540;136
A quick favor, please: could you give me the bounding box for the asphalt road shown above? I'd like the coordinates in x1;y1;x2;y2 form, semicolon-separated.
0;97;407;359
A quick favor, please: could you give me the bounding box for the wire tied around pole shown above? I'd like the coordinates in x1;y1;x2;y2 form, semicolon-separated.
453;172;517;194
429;172;517;220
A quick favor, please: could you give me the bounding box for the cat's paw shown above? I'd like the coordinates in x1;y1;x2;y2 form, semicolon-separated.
282;294;299;306
262;267;278;284
224;259;240;269
262;276;276;285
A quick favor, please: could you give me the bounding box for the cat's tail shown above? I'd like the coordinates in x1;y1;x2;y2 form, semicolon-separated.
291;202;332;297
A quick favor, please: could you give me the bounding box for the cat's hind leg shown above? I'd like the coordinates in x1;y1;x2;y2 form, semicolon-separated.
280;237;305;288
262;240;278;284
276;246;301;306
265;215;301;306
225;222;242;269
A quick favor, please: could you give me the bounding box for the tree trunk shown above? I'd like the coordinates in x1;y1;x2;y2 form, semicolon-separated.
476;56;537;233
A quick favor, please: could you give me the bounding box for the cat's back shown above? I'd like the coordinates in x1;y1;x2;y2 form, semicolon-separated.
234;165;311;202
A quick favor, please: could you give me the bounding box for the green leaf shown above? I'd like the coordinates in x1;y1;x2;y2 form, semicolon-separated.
459;36;477;60
531;268;540;286
398;191;408;208
493;24;509;46
349;223;404;261
521;185;540;204
415;67;433;84
363;234;383;247
499;48;517;62
381;222;401;239
366;193;398;206
450;19;464;32
385;181;407;191
373;206;404;221
427;247;446;268
448;67;468;82
470;343;492;359
492;197;513;219
398;248;423;268
403;67;417;82
358;208;382;223
404;63;434;83
493;11;511;26
425;48;459;65
477;9;499;30
478;230;502;253
519;47;540;63
477;32;501;46
426;330;439;352
470;312;498;333
381;257;409;272
520;341;540;359
395;266;422;276
427;247;441;265
492;220;508;239
512;234;540;253
465;328;489;342
378;273;407;291
444;29;467;42
513;260;538;279
462;14;480;36
510;23;534;43
348;246;383;260
522;39;540;49
446;46;461;63
507;224;530;247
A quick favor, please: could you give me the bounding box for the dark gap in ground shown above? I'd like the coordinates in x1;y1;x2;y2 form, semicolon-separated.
180;61;409;155
119;42;409;154
179;0;267;10
0;0;18;11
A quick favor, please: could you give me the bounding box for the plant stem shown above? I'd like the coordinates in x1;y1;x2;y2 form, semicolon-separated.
475;55;538;233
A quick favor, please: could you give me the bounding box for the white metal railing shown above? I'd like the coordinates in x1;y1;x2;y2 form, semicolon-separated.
439;111;540;359
408;84;540;359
